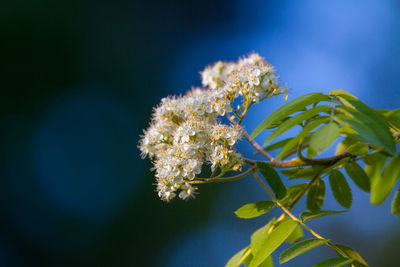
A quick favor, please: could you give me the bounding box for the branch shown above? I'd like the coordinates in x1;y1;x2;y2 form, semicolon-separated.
297;136;352;165
243;149;351;168
225;113;275;162
242;130;275;162
301;151;352;165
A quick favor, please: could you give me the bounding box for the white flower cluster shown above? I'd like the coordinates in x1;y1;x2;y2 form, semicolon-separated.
201;53;288;103
139;53;286;201
139;89;242;202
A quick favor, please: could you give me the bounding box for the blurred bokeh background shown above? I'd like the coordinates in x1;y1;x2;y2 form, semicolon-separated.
1;0;400;266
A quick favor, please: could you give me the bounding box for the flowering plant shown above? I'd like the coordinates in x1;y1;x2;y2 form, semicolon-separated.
139;53;400;266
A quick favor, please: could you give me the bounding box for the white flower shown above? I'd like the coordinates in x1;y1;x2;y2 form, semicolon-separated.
179;183;198;200
210;124;242;146
201;61;234;89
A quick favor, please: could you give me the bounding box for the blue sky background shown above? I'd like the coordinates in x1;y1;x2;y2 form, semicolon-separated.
162;1;400;266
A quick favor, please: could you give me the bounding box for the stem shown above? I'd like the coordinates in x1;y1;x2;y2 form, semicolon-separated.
187;167;255;184
238;102;253;125
297;137;307;162
210;167;218;178
230;103;241;120
232;110;240;119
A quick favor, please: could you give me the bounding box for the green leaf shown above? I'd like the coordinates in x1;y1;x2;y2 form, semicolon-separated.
257;162;287;199
307;179;326;212
250;218;276;255
334;112;375;140
347;143;369;156
371;155;400;205
264;105;331;145
391;187;400;217
264;118;292;130
243;252;254;266
250;93;330;140
335;98;396;155
313;257;354;267
249;219;298;267
338;123;358;135
336;136;358;155
279;135;312;160
285;224;303;243
277;116;331;159
258;256;274;267
309;122;340;154
384;109;400;131
279;238;329;264
300;210;347;222
344;162;371;192
363;153;387;185
333;244;369;267
246;255;273;267
306;146;318;158
263;138;293;152
280;183;308;207
234;201;275;219
281;166;325;180
335;111;391;155
329;170;352;209
344;97;392;133
321;158;351;175
225;247;249;267
329;89;358;98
